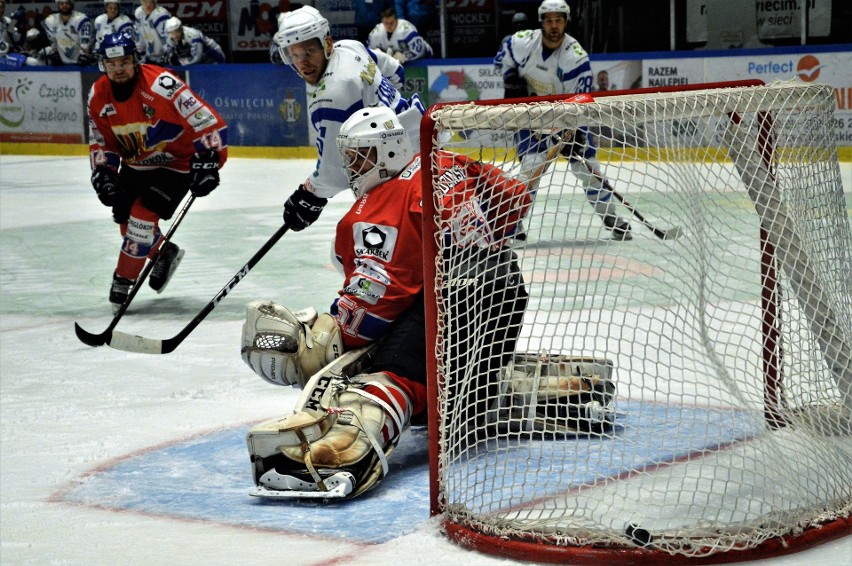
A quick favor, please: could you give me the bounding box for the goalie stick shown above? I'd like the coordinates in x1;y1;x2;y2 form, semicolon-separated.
74;195;196;347
102;223;290;354
579;158;682;241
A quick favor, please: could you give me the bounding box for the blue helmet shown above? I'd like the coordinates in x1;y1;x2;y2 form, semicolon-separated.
97;31;138;70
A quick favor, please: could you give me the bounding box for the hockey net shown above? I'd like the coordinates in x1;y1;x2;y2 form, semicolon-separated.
421;81;852;563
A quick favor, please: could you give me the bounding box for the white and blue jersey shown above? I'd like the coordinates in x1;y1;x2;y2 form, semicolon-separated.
366;18;432;63
164;26;225;65
93;13;134;52
303;39;424;199
494;29;593;96
43;11;92;64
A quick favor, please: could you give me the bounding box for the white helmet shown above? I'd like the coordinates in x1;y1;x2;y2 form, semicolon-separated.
538;0;570;22
164;16;182;34
273;6;331;67
337;107;411;198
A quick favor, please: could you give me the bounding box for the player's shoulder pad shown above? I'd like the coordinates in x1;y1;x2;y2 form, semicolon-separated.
147;68;186;100
397;19;416;33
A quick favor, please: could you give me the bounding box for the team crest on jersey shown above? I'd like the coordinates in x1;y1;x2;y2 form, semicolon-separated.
152;73;184;100
353;223;397;262
99;103;117;117
112;120;184;156
308;80;326;99
143;104;155;119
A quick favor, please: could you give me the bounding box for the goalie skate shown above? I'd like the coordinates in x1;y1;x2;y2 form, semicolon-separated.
250;470;355;500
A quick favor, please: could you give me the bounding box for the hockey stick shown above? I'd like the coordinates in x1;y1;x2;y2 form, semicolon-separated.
74;195;197;347
579;158;681;241
104;222;291;354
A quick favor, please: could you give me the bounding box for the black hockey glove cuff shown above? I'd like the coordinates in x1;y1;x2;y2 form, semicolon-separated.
283;185;328;232
189;151;220;197
559;129;589;160
91;166;122;207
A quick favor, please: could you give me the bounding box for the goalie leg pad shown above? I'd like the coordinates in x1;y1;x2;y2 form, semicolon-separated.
246;370;412;500
494;353;619;435
241;300;341;388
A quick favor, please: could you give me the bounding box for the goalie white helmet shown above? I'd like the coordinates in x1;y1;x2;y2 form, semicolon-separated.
164;16;182;34
336;107;411;198
538;0;570;21
273;6;332;67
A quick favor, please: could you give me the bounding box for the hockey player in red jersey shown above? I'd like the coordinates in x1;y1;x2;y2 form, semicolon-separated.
240;106;532;499
87;31;227;312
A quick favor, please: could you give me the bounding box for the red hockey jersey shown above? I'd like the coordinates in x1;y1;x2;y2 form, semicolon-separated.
331;151;530;348
87;64;228;173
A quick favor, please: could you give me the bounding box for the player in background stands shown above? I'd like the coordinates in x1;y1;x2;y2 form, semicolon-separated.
134;0;170;64
87;32;228;312
43;0;94;66
494;0;632;240
163;16;225;65
241;106;531;499
93;0;133;53
272;5;425;233
366;7;432;64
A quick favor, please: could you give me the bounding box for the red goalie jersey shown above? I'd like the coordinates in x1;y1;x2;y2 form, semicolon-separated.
331;150;531;349
87;64;228;173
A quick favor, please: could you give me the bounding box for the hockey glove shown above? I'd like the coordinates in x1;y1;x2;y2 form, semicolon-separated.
188;151;220;197
283;185;328;232
91;166;122;207
559;129;589;160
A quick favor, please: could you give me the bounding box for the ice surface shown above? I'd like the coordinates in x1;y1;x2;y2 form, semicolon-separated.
1;155;849;565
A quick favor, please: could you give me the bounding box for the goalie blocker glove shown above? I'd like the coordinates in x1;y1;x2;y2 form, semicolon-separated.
91;166;122;206
283;185;328;232
188;151;220;197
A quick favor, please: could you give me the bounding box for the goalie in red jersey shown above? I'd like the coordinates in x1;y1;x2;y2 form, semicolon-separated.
240;106;536;500
87;31;228;312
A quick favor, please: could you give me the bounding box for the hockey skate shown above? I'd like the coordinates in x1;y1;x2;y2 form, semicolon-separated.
109;273;135;314
148;241;184;293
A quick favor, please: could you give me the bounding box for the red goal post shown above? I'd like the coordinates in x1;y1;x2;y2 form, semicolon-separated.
419;80;852;564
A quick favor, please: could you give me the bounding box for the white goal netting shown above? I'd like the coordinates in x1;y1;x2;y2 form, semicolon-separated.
423;81;852;562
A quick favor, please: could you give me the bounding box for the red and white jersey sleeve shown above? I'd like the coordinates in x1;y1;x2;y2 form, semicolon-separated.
331;152;530;349
87;63;228;173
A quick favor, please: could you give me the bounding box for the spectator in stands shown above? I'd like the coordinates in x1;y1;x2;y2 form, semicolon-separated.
43;0;94;66
163;16;225;65
367;7;432;63
135;0;170;64
596;69;614;91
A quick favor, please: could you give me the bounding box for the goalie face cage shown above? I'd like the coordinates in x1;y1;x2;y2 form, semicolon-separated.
420;80;852;564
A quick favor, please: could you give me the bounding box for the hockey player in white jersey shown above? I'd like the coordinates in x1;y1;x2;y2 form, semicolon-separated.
134;0;170;64
93;0;133;53
366;7;432;64
273;5;425;233
43;0;93;65
494;0;632;240
163;16;225;65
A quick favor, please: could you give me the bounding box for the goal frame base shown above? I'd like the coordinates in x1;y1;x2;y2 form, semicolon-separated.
444;516;851;565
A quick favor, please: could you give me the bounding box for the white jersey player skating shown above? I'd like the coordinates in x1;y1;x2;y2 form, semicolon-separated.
494;0;632;240
93;0;133;52
134;0;170;63
273;6;425;233
43;0;93;65
366;9;432;63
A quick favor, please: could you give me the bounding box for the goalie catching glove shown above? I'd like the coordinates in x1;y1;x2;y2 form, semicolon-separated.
246;346;411;500
241;300;344;388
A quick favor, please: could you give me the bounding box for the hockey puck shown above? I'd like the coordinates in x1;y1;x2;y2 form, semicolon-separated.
625;523;653;547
